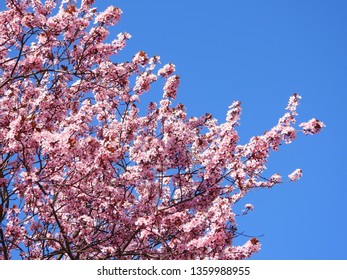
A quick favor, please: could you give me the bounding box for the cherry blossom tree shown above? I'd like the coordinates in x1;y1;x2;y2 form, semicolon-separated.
0;0;324;260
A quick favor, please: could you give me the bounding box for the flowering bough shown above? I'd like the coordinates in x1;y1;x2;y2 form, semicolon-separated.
0;0;324;260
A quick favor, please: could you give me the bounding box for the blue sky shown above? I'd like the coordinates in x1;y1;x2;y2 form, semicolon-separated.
112;0;346;260
1;0;346;259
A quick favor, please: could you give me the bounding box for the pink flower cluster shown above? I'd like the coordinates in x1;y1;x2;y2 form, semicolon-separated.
245;203;254;211
299;118;325;135
94;6;122;26
163;75;180;99
158;63;176;78
134;72;158;93
0;1;324;260
132;51;149;66
288;169;303;181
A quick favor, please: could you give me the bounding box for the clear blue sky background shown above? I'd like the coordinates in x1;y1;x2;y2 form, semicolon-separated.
2;0;346;259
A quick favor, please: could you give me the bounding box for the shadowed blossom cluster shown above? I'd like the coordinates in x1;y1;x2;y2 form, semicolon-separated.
0;0;324;260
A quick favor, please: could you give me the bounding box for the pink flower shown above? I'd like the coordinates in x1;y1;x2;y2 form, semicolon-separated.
0;2;324;260
245;203;254;211
158;63;176;78
288;168;303;181
94;6;122;26
163;75;180;99
270;174;282;183
134;72;157;93
81;0;95;9
299;118;325;135
132;50;149;66
226;101;241;125
285;93;301;113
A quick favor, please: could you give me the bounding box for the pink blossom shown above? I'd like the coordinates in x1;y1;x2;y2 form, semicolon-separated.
270;174;282;183
163;75;180;99
94;6;122;26
299;118;325;135
134;72;157;93
281;126;296;143
0;2;324;260
81;0;95;10
226;100;241;126
286;93;301;114
158;63;176;78
112;32;132;51
288;168;303;181
132;50;149;66
245;203;254;211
